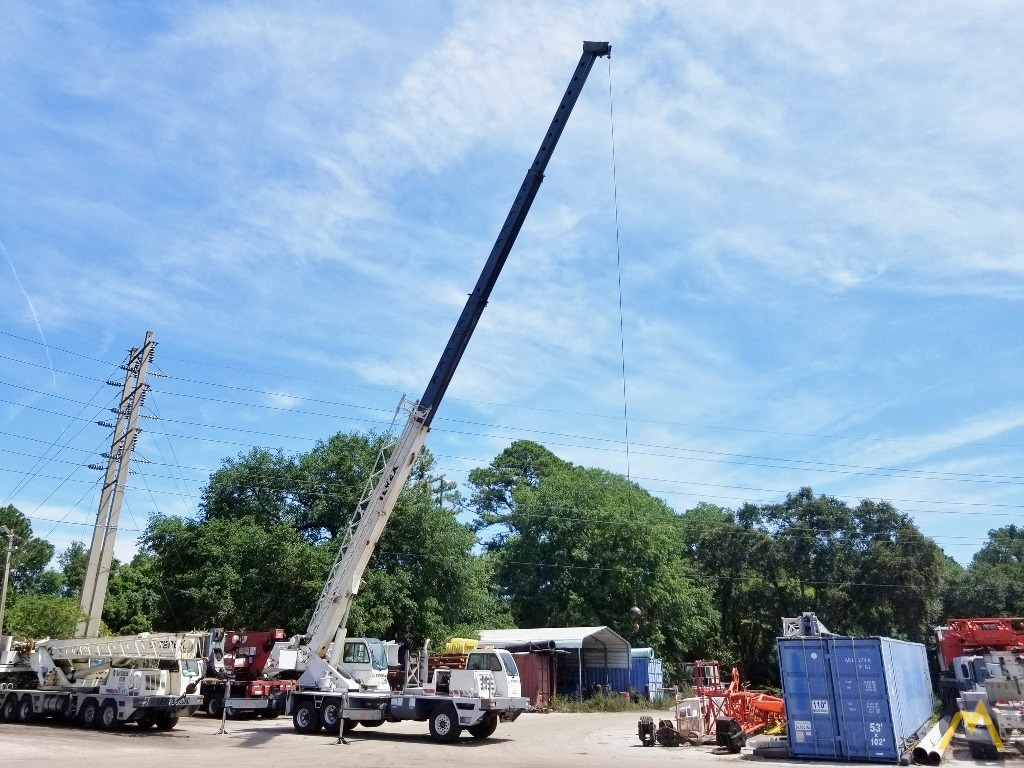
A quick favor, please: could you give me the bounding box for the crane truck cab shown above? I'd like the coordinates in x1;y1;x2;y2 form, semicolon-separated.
338;638;390;691
464;648;521;698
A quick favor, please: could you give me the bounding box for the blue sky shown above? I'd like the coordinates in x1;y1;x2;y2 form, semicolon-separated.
1;1;1022;568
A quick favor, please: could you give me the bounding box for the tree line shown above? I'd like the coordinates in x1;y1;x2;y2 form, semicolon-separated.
2;432;1022;685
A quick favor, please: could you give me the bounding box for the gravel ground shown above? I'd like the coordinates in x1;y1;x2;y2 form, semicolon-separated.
0;710;1010;767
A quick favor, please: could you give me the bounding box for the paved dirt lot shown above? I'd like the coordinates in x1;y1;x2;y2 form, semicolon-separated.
0;710;1005;767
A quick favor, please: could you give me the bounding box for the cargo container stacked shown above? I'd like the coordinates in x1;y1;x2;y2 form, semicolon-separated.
777;633;933;763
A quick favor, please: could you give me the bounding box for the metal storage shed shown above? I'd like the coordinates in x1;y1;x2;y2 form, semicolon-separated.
478;626;632;698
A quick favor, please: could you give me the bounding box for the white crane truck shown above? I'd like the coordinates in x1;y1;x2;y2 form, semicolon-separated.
262;41;611;743
0;631;205;730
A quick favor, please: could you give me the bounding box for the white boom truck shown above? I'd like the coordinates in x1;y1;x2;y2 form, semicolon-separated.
0;631;205;730
264;41;611;743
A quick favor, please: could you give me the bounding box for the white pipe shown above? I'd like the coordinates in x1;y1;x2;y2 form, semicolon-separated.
912;718;950;766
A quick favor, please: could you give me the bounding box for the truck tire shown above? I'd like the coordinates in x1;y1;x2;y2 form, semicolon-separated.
79;698;100;728
154;714;179;731
136;718;155;730
429;705;462;743
320;702;341;734
292;701;320;734
467;715;498;739
1;694;17;722
261;709;281;720
17;695;35;723
206;695;223;719
343;719;358;734
98;700;119;730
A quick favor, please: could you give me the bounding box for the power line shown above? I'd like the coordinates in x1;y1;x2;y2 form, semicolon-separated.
7;324;1024;451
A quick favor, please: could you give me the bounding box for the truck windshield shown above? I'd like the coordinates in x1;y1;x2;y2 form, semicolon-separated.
367;639;388;670
498;651;519;677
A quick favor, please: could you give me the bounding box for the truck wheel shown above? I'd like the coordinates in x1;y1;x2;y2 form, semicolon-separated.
1;694;17;722
98;700;119;730
429;705;462;743
292;701;320;734
206;695;223;719
17;695;35;723
154;714;179;731
320;702;341;733
136;718;155;730
467;715;498;739
360;719;383;728
79;698;100;728
342;719;358;734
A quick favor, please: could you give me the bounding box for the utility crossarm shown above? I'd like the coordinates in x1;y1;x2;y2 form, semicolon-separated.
292;41;611;676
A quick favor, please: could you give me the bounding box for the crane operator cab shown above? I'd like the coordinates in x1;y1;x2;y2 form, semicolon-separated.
339;638;390;691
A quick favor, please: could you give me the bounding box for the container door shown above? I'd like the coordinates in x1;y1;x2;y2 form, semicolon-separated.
830;638;897;761
648;658;664;697
778;638;842;758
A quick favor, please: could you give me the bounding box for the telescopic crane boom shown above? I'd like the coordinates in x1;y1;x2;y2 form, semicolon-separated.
288;41;611;684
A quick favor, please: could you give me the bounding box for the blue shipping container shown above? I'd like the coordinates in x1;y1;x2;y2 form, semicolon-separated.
582;666;630;695
778;636;933;763
630;657;665;695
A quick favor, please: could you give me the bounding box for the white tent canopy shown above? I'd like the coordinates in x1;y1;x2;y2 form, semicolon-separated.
477;626;630;669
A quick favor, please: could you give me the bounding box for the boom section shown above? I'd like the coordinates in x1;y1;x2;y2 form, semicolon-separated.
304;400;430;659
418;40;611;425
300;40;610;664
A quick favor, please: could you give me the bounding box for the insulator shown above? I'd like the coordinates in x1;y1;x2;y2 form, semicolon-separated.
140;413;158;420
87;464;105;471
101;452;112;459
96;421;114;429
131;457;152;465
106;380;122;387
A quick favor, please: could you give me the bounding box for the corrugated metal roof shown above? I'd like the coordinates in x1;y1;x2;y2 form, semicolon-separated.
477;626;631;669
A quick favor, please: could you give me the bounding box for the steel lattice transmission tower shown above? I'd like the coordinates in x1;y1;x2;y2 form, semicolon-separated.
76;330;156;638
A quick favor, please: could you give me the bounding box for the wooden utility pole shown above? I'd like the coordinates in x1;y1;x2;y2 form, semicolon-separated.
76;331;155;638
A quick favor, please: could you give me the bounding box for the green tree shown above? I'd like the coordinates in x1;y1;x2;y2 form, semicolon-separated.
843;499;944;639
0;504;61;596
471;441;719;679
201;447;303;531
680;489;945;685
144;430;508;642
103;553;160;634
941;525;1024;617
144;514;329;632
679;502;793;682
3;593;84;638
58;540;88;598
